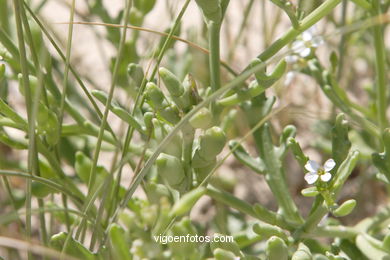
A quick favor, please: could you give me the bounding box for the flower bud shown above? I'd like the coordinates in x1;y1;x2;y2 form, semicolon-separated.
195;0;222;22
159;104;181;124
159;67;184;97
134;0;156;14
169;217;198;255
301;187;319;197
143;112;154;131
129;8;143;26
189;107;212;129
127;63;144;87
333;199;356;217
171;187;206;217
156;153;185;186
210;233;242;258
145;82;165;109
192;151;216;169
253;222;288;241
292;243;312;260
213;248;237;260
198;126;226;159
145;183;171;203
266;236;288;260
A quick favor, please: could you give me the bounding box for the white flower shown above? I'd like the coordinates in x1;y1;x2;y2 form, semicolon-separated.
304;159;336;184
291;26;324;58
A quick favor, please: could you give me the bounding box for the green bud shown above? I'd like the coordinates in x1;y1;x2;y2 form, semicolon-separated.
50;232;95;260
129;8;143;26
198;126;226;159
210;233;242;258
194;160;216;182
145;82;165;109
134;0;156;14
213;248;237;260
192;150;215;168
159;104;181;124
159;67;184;97
91;89;111;106
266;236;289;260
330;51;339;73
156;153;185;186
108;224;132;260
326;252;347;260
32;181;54;198
189;107;212;129
171;187;206;217
333;199;356;217
111;106;145;134
127;63;144;86
292;243;312;260
143;112;154;131
183;73;201;106
195;0;222;22
332;113;351;165
169;217;198;256
253;222;288;241
301;187;319;197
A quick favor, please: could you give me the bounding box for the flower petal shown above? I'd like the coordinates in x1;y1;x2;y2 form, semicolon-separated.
324;159;336;172
302;31;313;42
305;172;319;184
311;36;324;47
300;47;311;58
305;160;320;173
320;172;332;182
292;40;305;53
285;55;298;64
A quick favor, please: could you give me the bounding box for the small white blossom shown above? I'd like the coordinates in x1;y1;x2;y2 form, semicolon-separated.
284;27;323;86
304;159;336;184
291;26;324;58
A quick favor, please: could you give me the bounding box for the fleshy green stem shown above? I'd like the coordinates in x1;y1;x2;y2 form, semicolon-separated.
243;0;342;70
371;0;388;131
252;124;303;225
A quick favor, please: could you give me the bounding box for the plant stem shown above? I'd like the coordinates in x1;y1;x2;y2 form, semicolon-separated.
208;21;222;93
252;124;303;225
371;0;388;132
12;0;35;258
58;0;75;136
244;0;342;69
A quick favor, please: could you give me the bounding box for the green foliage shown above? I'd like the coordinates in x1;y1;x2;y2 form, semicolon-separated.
0;0;389;259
